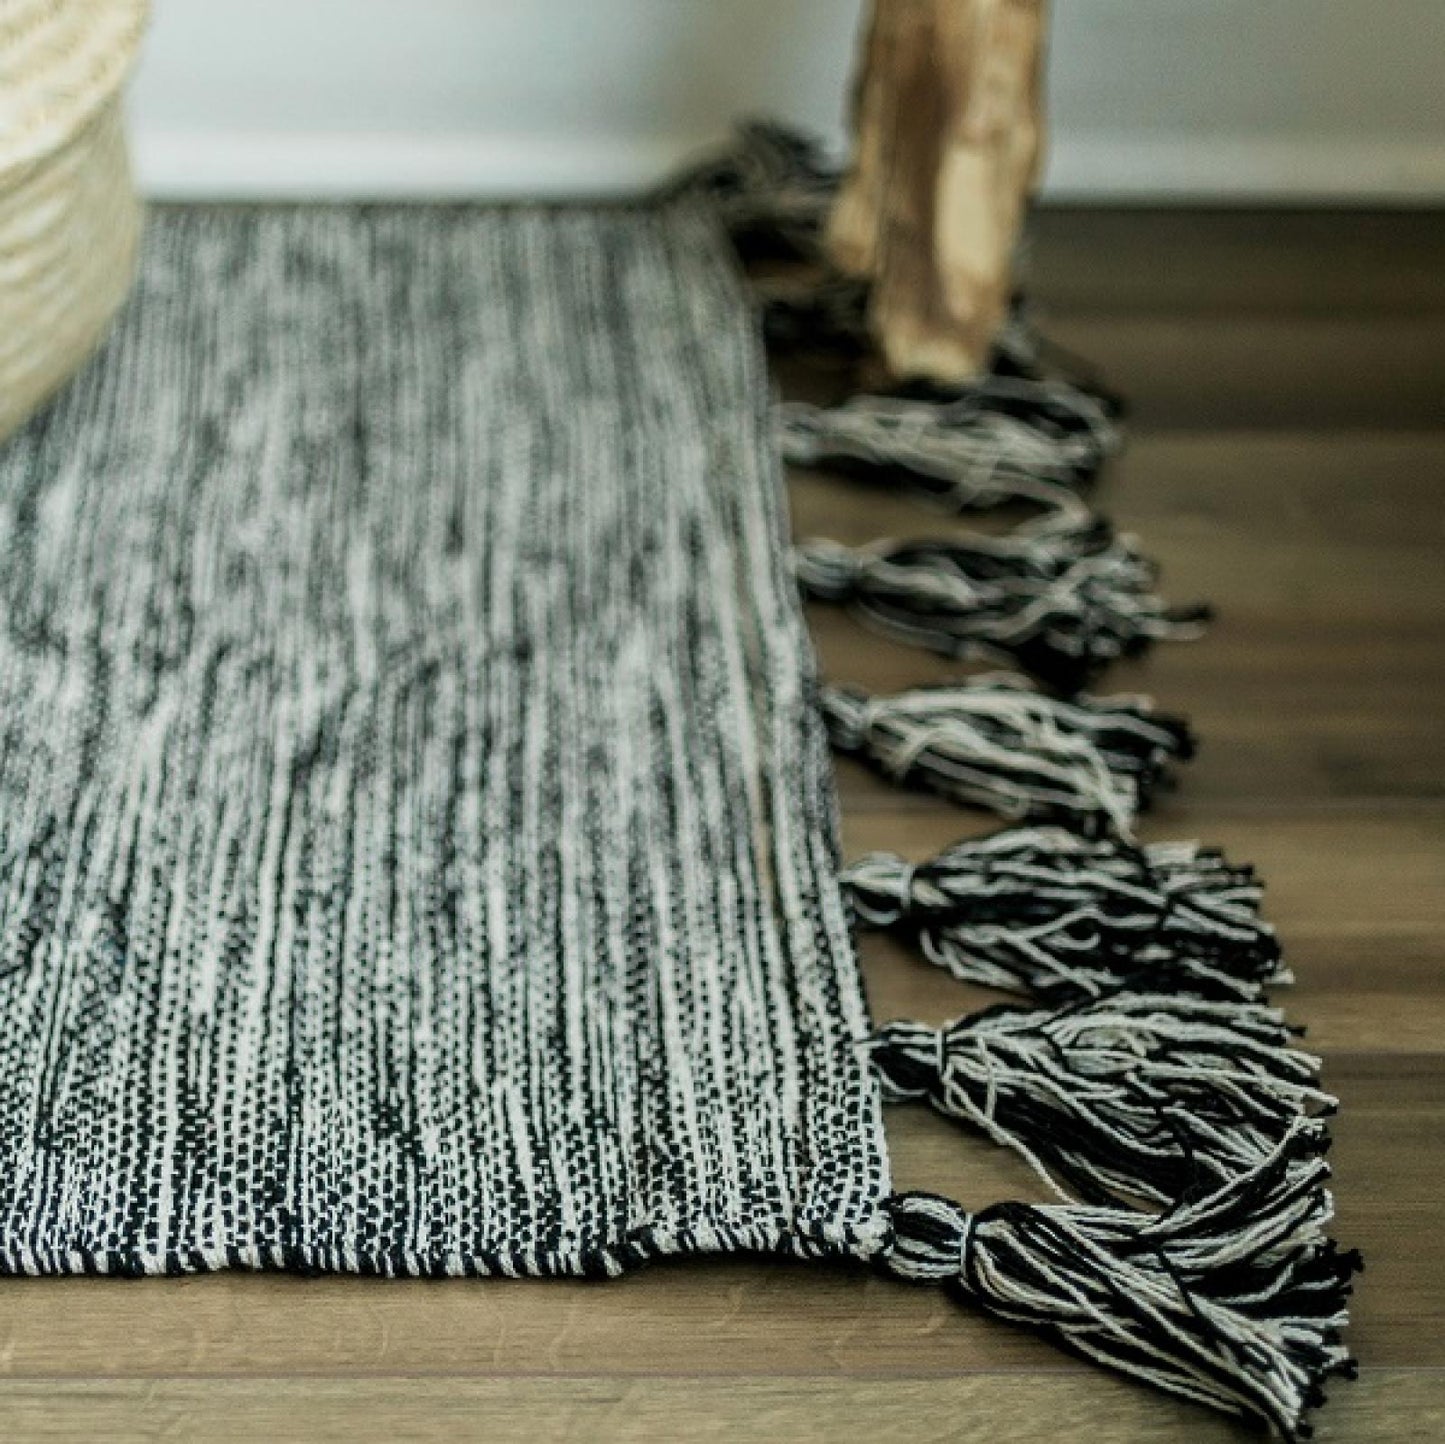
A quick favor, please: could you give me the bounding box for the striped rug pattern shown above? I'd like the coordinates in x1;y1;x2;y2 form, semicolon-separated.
0;202;890;1276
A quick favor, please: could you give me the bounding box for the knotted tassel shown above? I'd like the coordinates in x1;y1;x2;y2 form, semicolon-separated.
884;1136;1360;1441
821;677;1193;838
764;274;1125;511
843;827;1286;1003
780;375;1122;514
795;519;1210;693
868;998;1334;1209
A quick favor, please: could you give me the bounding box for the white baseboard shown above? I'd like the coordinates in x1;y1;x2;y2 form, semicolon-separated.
132;128;1445;205
131;130;717;201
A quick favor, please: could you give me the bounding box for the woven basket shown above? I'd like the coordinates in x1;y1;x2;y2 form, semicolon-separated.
0;0;151;444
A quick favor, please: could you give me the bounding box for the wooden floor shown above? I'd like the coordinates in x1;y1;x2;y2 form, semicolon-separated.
3;211;1443;1442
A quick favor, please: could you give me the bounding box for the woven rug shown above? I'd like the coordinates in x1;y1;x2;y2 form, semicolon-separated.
0;144;1357;1439
0;200;887;1276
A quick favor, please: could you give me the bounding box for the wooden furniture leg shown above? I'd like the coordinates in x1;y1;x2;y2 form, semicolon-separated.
827;0;1050;384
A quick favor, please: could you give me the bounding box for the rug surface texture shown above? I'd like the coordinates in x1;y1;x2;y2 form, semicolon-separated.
0;202;890;1276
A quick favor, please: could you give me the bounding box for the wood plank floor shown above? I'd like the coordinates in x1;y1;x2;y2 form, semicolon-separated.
2;210;1442;1441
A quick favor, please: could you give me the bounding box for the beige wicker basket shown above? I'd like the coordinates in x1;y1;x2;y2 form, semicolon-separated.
1;0;151;443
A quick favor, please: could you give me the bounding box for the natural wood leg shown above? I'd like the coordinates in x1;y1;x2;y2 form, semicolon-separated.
827;0;1049;384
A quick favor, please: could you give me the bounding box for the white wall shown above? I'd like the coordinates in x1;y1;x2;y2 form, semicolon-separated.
128;0;1445;203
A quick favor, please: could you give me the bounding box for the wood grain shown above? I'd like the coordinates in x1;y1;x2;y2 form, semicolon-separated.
0;1373;1440;1444
2;210;1442;1441
1043;316;1445;430
1027;209;1445;318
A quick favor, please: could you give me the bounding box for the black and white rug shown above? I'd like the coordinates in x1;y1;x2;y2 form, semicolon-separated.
0;150;1357;1439
0;201;888;1277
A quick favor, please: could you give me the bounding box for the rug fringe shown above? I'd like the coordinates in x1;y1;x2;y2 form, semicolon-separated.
780;378;1121;514
842;826;1287;1003
686;118;1357;1438
765;279;1124;510
795;519;1210;692
863;848;1358;1439
769;283;1124;510
884;1146;1360;1442
820;676;1193;838
677;121;1127;511
868;996;1335;1209
669;118;839;261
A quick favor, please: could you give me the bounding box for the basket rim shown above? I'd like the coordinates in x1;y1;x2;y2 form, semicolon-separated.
0;0;150;179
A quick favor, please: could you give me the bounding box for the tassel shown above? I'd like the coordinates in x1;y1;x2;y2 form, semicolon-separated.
761;276;1124;479
780;374;1122;513
821;676;1194;838
795;519;1210;693
868;998;1335;1209
843;827;1286;1003
884;1135;1360;1441
672;120;837;261
764;278;1123;512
